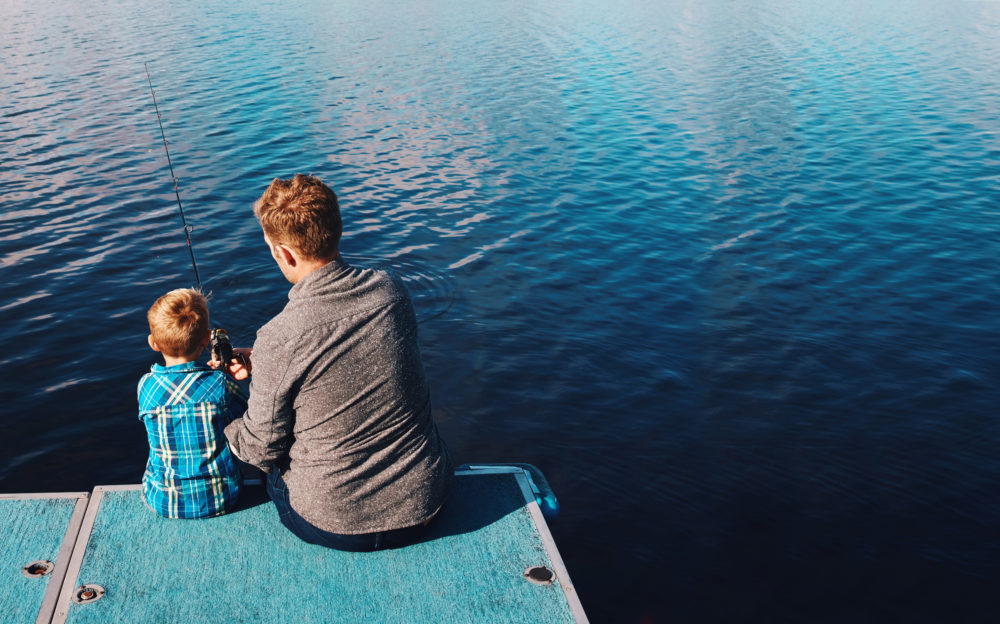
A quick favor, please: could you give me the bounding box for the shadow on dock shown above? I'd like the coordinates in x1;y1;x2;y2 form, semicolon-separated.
230;470;527;546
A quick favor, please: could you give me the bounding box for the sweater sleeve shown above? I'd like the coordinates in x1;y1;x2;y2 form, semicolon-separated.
223;332;296;473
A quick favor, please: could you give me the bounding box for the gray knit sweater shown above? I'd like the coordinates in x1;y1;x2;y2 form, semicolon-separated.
224;257;452;534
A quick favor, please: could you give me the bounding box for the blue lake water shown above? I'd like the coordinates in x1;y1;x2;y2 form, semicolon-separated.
2;0;1000;621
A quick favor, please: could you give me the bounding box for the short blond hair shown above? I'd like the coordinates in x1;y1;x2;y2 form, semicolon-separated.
147;289;209;357
254;174;341;260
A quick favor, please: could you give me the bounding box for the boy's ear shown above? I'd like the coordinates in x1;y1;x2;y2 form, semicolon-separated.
148;335;161;352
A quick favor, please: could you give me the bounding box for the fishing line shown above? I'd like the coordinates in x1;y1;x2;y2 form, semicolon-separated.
144;62;203;291
144;64;236;369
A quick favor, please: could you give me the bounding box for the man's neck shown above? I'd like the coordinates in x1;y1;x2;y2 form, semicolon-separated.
288;253;339;284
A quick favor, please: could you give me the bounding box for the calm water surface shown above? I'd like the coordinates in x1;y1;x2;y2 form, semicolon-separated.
3;1;1000;621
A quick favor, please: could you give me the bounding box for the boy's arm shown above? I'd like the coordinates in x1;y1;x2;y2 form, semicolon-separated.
137;373;155;420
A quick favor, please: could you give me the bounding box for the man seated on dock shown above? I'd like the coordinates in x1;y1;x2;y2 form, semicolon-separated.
221;174;452;552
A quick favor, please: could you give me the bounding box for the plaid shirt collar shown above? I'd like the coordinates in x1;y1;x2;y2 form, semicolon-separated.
150;361;209;374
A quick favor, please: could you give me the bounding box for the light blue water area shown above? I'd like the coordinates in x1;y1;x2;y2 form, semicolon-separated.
2;1;999;621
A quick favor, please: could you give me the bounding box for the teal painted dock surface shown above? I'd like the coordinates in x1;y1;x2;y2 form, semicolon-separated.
3;467;586;623
1;493;88;624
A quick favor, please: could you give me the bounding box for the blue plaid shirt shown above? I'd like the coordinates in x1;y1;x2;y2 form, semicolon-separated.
138;361;248;518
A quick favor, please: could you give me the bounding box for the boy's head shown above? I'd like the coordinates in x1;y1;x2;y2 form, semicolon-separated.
147;288;210;360
253;174;342;261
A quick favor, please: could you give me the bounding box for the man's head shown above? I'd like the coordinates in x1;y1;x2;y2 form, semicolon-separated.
254;174;342;262
147;288;210;360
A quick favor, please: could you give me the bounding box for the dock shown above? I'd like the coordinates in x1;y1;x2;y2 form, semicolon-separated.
3;465;587;623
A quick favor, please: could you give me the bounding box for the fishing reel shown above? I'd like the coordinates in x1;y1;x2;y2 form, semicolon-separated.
210;328;234;369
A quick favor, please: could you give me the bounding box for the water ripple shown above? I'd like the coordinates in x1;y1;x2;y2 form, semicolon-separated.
3;1;1000;621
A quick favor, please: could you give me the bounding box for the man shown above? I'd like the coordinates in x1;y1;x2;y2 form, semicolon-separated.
222;174;452;551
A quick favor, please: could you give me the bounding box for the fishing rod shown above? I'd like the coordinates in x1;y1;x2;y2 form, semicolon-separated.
144;63;238;369
144;61;203;292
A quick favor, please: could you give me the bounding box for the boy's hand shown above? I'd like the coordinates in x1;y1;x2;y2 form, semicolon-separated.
209;348;252;380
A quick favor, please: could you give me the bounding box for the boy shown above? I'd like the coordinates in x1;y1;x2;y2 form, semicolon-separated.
138;288;246;518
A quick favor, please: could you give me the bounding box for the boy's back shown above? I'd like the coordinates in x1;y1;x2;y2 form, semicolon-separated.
139;288;246;519
138;361;246;518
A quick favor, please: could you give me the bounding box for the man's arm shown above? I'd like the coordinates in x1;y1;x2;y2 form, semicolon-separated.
223;340;295;473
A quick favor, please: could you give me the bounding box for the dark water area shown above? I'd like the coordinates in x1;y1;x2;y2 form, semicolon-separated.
3;1;1000;621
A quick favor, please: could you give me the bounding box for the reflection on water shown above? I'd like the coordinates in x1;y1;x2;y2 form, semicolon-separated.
3;0;1000;621
361;255;457;322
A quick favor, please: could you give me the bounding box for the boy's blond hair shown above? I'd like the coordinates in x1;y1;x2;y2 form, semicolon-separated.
147;289;209;358
253;174;342;260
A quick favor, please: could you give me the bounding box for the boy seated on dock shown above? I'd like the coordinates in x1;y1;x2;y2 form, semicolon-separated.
137;288;247;519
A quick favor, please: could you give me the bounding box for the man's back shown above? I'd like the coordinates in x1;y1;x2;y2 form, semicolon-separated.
226;257;452;534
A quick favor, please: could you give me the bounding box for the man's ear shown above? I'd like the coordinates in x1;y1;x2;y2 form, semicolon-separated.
148;335;161;352
277;244;297;267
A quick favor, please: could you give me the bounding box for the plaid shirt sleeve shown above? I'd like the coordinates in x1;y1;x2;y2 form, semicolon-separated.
223;374;249;419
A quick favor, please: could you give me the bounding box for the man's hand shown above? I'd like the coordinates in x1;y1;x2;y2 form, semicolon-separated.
209;348;253;380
